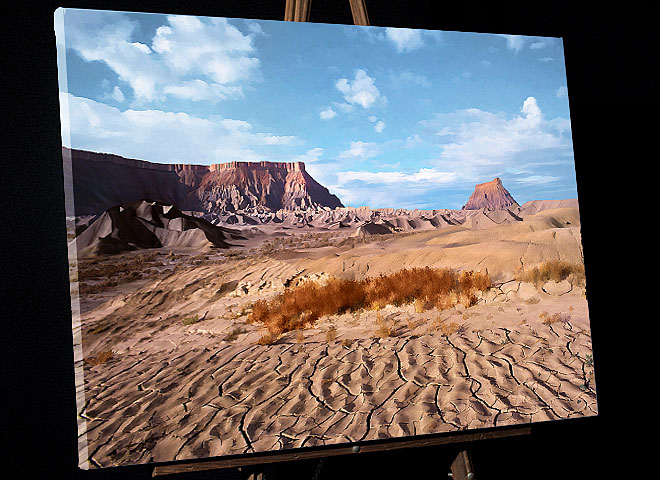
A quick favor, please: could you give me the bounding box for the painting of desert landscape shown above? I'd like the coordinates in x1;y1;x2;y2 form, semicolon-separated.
55;8;597;469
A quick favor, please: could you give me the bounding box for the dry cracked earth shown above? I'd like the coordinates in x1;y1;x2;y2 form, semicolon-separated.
74;254;597;468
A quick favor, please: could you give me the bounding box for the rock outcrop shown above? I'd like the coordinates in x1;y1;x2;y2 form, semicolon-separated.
462;177;518;210
63;147;343;216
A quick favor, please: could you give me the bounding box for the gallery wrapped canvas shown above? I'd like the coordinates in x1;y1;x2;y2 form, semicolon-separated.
55;7;597;469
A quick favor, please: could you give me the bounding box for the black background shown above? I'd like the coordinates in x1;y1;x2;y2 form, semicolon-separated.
3;1;645;478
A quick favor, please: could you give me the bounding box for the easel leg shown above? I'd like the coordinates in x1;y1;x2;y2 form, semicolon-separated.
238;466;264;480
450;449;475;480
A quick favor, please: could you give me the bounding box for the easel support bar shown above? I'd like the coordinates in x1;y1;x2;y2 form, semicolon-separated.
284;0;312;22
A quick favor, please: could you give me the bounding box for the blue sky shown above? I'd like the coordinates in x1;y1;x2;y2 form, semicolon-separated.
55;8;577;209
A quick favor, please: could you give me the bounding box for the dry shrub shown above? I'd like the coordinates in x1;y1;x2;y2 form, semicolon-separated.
223;327;245;342
539;311;571;325
181;314;200;326
85;350;114;366
516;260;586;287
407;316;421;331
375;313;397;338
325;326;338;343
249;267;491;337
440;321;460;337
257;331;279;345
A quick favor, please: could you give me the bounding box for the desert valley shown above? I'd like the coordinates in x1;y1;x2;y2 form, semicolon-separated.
66;147;596;468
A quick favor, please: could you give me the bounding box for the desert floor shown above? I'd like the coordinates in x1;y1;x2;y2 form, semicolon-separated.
71;208;597;468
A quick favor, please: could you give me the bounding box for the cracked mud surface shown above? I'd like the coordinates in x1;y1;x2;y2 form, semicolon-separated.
72;214;597;468
77;275;596;467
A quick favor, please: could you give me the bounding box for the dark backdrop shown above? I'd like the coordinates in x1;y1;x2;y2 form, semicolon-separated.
4;1;643;478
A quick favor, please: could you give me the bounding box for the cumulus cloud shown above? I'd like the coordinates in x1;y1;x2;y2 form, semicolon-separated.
388;70;431;89
385;27;425;53
332;166;457;209
294;147;324;163
498;34;527;53
530;38;556;50
555;85;568;98
60;93;299;164
421;97;572;179
335;69;385;109
339;140;382;159
319;107;337;120
374;121;385;133
111;86;125;102
63;11;260;104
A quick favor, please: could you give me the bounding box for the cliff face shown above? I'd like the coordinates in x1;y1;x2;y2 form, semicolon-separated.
63;148;343;216
462;177;518;210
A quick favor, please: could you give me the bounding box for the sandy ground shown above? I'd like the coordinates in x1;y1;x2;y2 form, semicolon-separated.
71;207;597;468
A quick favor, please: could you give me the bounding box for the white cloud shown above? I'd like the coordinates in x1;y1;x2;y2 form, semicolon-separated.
498;34;527;53
111;86;125;102
403;134;422;148
294;147;324;163
515;175;560;185
555;85;568;98
421;97;571;179
385;27;425;53
60;93;299;164
530;38;555;50
339;140;382;159
163;79;244;102
335;69;385;109
338;168;455;185
389;70;431;89
374;121;385;133
538;57;554;62
64;11;260;104
319;107;337;120
333;102;355;114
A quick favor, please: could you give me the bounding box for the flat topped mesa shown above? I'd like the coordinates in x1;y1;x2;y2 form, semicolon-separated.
462;177;518;210
210;161;305;172
63;148;305;173
63;147;341;215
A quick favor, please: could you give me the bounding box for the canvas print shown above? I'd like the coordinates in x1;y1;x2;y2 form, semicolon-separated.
55;8;597;469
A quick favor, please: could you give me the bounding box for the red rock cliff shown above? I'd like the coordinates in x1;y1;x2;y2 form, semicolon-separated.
63;147;342;216
462;177;518;210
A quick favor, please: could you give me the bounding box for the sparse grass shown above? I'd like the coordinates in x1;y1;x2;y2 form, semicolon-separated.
516;260;586;287
375;312;397;338
249;267;491;338
406;316;421;331
257;331;279;345
181;314;201;326
223;327;246;342
85;350;114;366
325;326;338;343
435;318;459;337
259;232;343;256
77;251;191;294
585;354;594;367
538;311;571;325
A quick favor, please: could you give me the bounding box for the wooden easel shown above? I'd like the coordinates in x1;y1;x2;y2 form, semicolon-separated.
149;2;533;478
